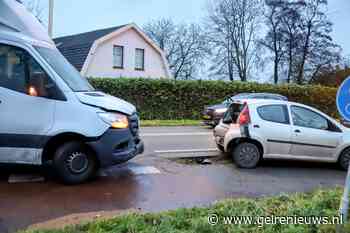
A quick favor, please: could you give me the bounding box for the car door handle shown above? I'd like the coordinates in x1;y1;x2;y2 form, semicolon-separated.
253;125;260;128
295;129;301;133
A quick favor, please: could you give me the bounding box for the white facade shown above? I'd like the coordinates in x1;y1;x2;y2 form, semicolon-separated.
81;24;171;79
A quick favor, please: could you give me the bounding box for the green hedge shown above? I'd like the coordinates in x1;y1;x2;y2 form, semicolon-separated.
89;78;338;120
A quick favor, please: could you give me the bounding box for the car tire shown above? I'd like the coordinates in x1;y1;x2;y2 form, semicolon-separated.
217;144;225;153
338;148;350;170
232;142;261;169
53;141;98;185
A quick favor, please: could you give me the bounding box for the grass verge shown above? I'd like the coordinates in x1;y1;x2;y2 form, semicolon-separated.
22;188;350;233
141;120;201;127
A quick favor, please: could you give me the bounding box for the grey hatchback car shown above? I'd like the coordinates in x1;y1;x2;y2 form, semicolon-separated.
214;99;350;170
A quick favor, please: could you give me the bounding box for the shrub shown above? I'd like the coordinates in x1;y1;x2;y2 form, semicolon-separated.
89;78;338;120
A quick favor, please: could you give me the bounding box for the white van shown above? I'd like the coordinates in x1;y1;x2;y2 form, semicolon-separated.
0;0;144;184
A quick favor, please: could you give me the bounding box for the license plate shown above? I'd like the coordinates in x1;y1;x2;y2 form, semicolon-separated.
203;115;211;120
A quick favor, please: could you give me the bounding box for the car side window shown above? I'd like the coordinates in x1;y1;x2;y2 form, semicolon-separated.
257;105;290;124
291;106;328;130
0;44;58;99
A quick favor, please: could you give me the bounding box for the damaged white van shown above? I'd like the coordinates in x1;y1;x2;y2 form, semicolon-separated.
0;0;144;184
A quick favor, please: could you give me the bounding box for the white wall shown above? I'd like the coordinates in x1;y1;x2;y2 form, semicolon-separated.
84;28;168;78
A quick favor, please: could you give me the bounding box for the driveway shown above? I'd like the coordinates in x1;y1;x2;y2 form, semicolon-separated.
0;126;346;232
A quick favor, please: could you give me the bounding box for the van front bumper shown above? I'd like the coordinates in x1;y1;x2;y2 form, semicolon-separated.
87;128;144;168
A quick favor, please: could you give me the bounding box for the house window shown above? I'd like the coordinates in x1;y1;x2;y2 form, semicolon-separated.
135;48;145;71
113;45;124;69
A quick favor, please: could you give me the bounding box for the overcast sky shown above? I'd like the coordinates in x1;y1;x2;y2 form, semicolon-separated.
38;0;350;56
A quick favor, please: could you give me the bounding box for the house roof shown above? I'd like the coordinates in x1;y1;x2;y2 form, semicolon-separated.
53;25;126;71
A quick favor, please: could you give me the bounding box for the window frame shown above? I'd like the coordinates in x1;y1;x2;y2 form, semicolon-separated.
135;48;145;71
257;104;290;125
113;45;124;69
290;105;337;131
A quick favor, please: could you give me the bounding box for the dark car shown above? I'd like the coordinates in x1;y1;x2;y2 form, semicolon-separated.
202;93;288;126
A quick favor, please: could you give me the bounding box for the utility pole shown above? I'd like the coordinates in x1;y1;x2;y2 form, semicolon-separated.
48;0;54;37
337;163;350;233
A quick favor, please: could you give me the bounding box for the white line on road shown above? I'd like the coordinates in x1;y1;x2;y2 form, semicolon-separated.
141;132;212;137
155;148;218;154
129;166;161;175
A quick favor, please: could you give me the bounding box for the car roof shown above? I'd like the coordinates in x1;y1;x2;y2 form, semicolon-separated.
231;98;287;105
231;92;288;101
243;100;326;115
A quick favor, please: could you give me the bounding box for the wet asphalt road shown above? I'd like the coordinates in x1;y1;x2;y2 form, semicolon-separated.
0;126;347;232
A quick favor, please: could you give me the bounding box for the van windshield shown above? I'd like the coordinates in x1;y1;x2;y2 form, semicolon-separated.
35;46;94;92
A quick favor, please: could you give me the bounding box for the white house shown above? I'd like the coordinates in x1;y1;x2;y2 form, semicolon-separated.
54;24;171;78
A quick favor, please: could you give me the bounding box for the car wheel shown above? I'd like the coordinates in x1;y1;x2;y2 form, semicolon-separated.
217;144;225;153
232;142;261;169
53;141;98;185
339;148;350;170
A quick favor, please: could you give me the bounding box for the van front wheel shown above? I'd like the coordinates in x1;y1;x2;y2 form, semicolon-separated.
53;142;98;185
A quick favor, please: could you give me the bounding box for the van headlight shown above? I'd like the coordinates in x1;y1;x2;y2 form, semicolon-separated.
98;112;129;129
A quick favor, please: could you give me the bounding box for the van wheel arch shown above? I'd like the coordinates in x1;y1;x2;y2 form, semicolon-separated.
42;133;99;167
227;138;264;156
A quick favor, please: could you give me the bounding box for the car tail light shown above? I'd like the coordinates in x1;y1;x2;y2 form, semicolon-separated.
238;105;251;125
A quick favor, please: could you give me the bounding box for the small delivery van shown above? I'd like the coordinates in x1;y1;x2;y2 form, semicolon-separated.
0;0;144;184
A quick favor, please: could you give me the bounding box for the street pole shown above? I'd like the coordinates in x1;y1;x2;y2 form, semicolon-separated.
338;162;350;232
48;0;54;37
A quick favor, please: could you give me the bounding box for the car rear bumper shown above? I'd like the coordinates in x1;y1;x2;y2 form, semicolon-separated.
87;128;144;168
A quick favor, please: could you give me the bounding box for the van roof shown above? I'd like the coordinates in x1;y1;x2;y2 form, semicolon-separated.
0;0;54;47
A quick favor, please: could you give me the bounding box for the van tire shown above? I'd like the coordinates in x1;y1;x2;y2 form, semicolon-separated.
232;142;261;169
53;141;97;185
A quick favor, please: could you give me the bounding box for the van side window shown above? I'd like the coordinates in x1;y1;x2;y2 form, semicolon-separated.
0;44;59;99
257;105;290;124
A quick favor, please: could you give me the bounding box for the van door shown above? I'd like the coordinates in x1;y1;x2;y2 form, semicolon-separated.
0;43;56;165
290;105;342;158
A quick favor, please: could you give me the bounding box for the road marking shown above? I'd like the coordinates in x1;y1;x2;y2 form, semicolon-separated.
8;174;45;184
129;166;161;175
155;148;218;154
141;132;212;137
155;148;221;159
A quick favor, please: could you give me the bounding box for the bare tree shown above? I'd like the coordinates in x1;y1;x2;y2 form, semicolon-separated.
261;0;285;84
262;0;341;84
144;19;208;80
206;0;263;82
294;0;339;84
279;1;304;83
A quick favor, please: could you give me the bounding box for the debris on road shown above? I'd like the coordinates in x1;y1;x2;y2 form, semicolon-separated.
197;159;213;165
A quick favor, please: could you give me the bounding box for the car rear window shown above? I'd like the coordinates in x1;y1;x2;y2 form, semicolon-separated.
257;105;290;124
223;103;244;123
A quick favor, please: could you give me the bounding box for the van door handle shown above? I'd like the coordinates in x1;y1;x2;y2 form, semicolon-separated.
253;125;260;128
295;129;301;133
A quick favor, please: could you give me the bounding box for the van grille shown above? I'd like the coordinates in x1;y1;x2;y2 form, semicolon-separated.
129;113;140;136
